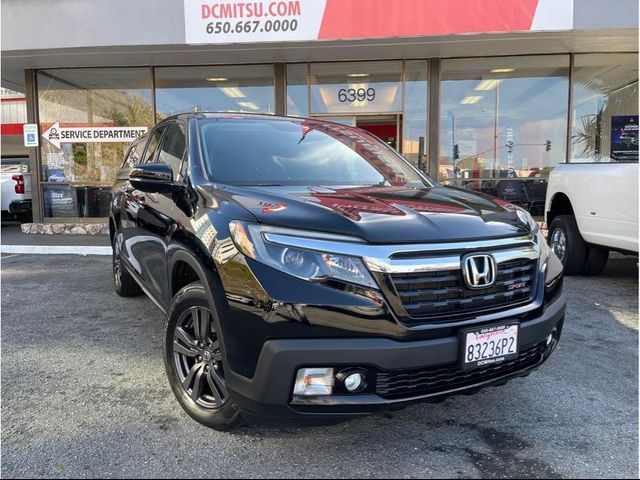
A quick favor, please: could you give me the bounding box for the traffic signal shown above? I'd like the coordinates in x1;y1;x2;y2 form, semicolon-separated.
453;143;460;159
545;140;551;152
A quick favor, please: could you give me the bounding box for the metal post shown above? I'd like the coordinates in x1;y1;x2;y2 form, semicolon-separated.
493;82;499;176
151;66;157;124
427;59;440;179
24;69;43;223
566;53;574;163
274;63;286;116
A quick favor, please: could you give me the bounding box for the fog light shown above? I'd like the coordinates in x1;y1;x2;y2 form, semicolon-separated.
293;368;334;396
344;373;365;392
336;369;368;393
546;334;553;346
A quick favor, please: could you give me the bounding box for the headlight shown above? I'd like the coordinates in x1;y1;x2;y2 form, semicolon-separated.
228;221;378;289
516;207;540;234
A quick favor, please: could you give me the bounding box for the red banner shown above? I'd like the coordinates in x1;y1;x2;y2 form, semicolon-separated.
319;0;540;39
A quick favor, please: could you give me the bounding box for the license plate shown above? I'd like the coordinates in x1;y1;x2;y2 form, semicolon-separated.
460;322;519;370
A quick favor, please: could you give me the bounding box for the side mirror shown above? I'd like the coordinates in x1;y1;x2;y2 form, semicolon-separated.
130;163;181;193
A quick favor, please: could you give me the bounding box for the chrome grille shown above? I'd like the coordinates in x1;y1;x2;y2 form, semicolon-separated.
390;257;537;320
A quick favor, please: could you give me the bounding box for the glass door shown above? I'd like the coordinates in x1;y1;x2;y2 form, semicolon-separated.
311;114;402;151
356;115;401;150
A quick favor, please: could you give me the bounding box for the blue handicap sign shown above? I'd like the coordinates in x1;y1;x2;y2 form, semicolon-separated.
27;134;35;142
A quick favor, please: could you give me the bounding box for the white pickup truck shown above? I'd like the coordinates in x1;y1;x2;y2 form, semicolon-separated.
1;157;32;222
545;162;639;275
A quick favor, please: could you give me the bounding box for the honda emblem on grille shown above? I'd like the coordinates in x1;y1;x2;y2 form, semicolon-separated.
462;254;496;289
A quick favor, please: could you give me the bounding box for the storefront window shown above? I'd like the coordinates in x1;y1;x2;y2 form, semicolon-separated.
37;68;153;218
309;61;403;114
286;63;309;117
571;53;639;163
439;56;569;213
403;60;428;170
289;61;417;153
155;65;275;118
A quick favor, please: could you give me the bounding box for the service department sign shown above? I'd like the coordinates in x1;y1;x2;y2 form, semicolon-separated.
41;122;148;149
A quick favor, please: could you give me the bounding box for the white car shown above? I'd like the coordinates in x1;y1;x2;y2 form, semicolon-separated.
545;162;639;275
1;157;32;222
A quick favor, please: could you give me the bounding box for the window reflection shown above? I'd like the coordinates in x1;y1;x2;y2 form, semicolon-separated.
439;56;569;213
287;60;427;169
37;68;154;218
571;53;639;163
198;118;427;187
286;63;309;117
403;60;428;170
155;65;275;118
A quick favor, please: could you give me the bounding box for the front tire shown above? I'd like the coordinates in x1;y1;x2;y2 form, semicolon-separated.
548;215;586;275
163;283;242;430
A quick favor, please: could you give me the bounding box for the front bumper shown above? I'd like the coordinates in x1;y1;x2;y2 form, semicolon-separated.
225;293;566;421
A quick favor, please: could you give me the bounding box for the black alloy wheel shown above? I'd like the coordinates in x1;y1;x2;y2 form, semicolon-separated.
173;306;229;408
164;283;242;430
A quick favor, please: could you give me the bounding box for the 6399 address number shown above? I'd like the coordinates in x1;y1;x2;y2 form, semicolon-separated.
338;88;376;103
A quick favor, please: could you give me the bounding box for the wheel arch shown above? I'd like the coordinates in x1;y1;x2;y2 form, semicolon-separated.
169;250;214;296
168;249;232;370
546;192;574;227
168;249;229;318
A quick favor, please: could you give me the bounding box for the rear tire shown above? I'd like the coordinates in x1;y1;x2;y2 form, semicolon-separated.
112;234;142;297
548;215;586;275
164;282;242;431
581;246;609;276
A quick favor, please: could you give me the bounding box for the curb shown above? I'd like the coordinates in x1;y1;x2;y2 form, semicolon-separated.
0;245;112;255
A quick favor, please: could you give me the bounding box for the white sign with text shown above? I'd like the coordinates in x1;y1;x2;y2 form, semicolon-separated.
184;0;327;44
23;124;39;147
41;122;148;149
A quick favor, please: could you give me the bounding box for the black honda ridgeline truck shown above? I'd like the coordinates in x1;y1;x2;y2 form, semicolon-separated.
110;113;565;430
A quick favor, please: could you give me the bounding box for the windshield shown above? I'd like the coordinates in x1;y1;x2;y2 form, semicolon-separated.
198;118;431;187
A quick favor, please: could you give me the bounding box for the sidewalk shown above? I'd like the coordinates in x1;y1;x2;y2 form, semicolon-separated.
1;223;111;255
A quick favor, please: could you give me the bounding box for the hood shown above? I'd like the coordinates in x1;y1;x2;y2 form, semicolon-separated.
213;184;532;244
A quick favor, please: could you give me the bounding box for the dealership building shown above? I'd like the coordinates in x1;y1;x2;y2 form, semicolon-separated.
1;0;638;225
